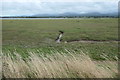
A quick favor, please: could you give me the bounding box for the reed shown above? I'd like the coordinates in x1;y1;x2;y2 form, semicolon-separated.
2;49;118;78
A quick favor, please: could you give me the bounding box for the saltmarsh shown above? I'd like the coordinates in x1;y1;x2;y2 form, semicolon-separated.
2;18;118;60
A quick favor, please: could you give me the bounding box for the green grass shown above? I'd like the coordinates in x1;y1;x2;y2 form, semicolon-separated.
3;18;118;44
2;18;118;78
2;41;118;60
2;18;118;60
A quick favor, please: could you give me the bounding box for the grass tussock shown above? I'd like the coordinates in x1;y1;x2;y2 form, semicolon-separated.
2;49;118;78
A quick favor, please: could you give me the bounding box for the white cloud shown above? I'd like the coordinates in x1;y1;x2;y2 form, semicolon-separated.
1;0;118;16
1;0;119;2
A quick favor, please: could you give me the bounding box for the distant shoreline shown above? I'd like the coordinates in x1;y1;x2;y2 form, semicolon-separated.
1;18;71;20
0;17;118;20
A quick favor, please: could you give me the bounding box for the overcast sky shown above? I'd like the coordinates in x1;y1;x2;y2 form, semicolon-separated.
1;0;119;16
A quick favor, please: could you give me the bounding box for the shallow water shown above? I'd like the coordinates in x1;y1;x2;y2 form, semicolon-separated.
1;18;72;20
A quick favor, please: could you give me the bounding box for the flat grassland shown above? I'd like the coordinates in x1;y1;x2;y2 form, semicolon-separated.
3;18;118;42
2;18;118;78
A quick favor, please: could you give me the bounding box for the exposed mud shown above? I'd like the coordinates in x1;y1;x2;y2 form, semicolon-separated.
66;40;119;43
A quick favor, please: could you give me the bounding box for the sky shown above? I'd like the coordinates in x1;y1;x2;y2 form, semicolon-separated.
0;0;119;16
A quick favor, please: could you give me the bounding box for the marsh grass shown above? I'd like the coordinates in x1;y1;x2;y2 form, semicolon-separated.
3;18;118;46
2;49;118;78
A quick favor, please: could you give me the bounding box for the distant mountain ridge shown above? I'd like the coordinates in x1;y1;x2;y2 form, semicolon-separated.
1;12;118;17
32;12;118;17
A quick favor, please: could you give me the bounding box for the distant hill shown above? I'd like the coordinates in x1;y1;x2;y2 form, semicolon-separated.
1;12;118;18
32;12;118;17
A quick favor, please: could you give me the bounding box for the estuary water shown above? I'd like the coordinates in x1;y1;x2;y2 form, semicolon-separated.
1;18;70;20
